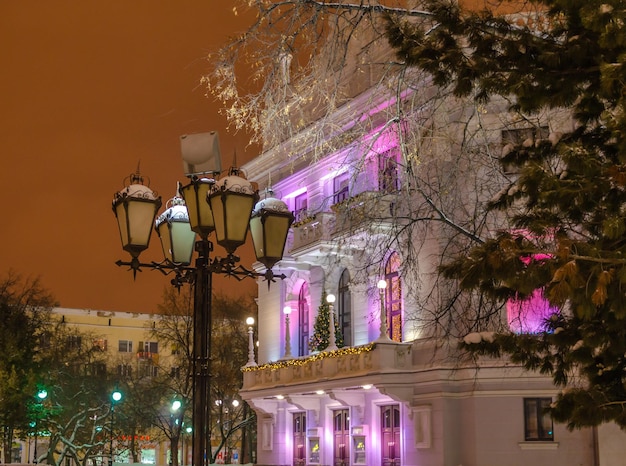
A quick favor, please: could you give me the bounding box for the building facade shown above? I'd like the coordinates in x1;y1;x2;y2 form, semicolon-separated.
237;20;626;466
12;308;185;466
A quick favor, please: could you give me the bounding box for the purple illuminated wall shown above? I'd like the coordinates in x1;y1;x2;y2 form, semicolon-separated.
507;288;559;333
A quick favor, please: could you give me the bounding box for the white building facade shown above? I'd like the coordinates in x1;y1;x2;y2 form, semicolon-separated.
238;51;626;466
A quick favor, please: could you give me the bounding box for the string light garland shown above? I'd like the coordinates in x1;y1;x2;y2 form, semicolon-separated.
242;342;376;372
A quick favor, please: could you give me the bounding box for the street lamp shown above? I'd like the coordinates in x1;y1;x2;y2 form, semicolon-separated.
110;390;123;466
326;294;338;351
170;400;182;466
376;279;392;342
33;389;48;464
112;145;294;466
245;317;257;367
283;306;292;359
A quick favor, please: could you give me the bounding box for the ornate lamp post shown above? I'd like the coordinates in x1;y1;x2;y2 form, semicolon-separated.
326;294;338;351
32;389;48;464
283;306;292;359
170;400;182;466
112;145;293;466
110;390;123;466
245;317;257;367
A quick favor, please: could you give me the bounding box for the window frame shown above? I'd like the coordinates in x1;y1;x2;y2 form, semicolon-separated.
333;172;350;204
523;398;554;441
294;192;309;223
337;269;352;347
118;339;133;353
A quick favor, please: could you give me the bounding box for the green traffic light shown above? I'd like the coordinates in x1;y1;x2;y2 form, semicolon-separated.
111;391;122;402
37;390;48;400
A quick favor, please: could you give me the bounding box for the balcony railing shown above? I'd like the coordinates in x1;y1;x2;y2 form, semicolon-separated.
289;213;334;251
289;192;397;252
241;342;412;391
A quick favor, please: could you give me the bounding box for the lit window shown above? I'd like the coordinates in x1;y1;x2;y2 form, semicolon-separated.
524;398;554;441
298;283;310;357
92;339;107;351
383;252;403;342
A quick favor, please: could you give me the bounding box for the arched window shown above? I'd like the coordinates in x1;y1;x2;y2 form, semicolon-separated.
338;269;352;347
383;252;403;342
298;283;310;356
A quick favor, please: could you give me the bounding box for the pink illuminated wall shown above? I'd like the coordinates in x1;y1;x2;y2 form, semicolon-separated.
506;236;558;333
507;288;559;333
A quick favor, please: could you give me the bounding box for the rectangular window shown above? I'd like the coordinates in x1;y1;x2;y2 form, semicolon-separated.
66;335;82;350
139;362;158;378
89;362;107;377
501;126;549;145
333;172;350;204
118;340;133;353
294;192;309;223
140;341;159;354
524;398;554;441
117;364;133;377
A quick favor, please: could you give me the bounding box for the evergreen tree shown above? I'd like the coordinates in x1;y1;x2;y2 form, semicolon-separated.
385;0;626;430
309;292;344;352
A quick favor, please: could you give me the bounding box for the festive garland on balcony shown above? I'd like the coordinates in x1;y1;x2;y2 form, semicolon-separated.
241;342;376;372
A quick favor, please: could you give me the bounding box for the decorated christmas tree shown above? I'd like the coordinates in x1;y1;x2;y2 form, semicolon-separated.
309;291;344;352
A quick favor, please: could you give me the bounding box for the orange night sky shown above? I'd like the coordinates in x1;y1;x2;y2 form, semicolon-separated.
0;2;258;314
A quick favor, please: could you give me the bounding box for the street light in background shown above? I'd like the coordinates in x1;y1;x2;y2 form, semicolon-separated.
170;400;182;466
282;306;292;359
32;389;48;464
326;294;338;351
112;133;294;466
245;317;257;367
110;390;123;466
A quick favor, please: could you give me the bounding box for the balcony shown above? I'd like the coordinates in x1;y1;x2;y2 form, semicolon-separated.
289;212;334;251
241;341;413;393
331;191;396;234
288;191;397;253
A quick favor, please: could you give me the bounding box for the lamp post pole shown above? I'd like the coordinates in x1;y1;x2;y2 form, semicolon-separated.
112;150;293;466
192;236;212;466
245;317;257;367
110;390;122;466
326;294;338;351
33;389;47;464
